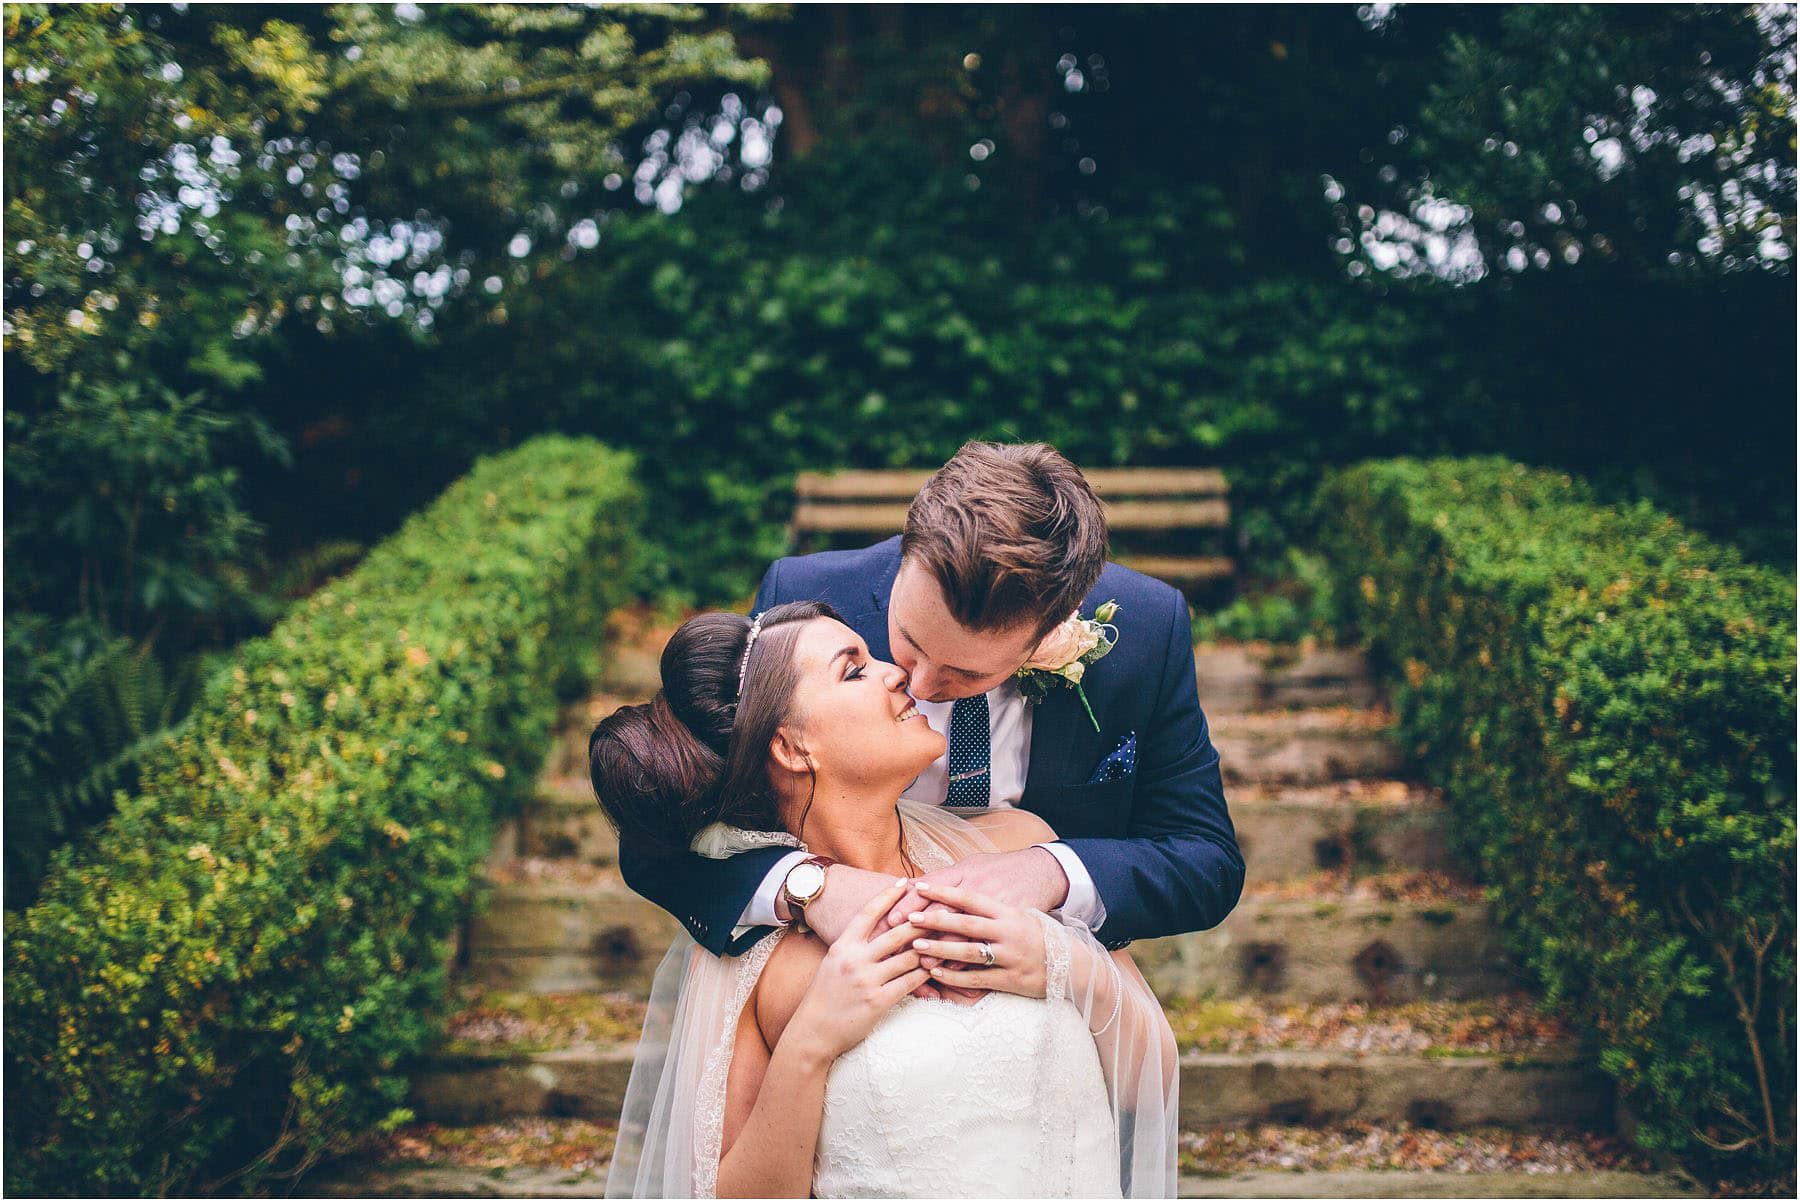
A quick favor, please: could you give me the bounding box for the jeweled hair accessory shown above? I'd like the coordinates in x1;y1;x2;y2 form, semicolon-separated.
735;611;766;700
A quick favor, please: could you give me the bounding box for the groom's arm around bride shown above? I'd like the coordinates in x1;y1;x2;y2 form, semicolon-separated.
617;441;1246;957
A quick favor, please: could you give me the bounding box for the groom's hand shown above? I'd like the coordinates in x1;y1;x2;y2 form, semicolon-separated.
887;848;1071;926
796;868;969;1000
881;848;1071;1000
796;852;1069;1001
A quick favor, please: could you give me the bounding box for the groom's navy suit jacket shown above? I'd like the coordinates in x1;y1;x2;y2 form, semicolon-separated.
617;536;1245;956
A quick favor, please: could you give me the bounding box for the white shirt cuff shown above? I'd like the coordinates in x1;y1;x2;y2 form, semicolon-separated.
1036;841;1104;930
732;849;810;940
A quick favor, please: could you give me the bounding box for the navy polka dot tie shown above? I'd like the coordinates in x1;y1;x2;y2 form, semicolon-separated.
943;692;991;808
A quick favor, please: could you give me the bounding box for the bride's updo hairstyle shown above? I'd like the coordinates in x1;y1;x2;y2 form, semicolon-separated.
588;600;842;853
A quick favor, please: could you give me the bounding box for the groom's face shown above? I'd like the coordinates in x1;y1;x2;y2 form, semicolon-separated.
887;560;1044;703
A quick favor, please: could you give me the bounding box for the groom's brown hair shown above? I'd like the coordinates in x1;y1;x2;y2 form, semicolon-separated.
901;441;1108;641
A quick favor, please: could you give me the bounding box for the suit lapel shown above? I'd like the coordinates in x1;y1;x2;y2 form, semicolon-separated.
1026;574;1130;794
859;539;903;663
1023;681;1079;795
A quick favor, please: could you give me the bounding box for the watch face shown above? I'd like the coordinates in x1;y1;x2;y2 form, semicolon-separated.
787;862;827;903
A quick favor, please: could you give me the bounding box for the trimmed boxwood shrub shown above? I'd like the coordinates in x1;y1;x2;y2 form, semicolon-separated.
4;436;642;1195
1316;456;1795;1178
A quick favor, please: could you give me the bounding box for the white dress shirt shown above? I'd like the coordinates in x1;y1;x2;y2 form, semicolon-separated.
734;677;1104;939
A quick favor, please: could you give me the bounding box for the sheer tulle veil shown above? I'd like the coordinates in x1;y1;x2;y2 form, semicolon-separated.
603;798;1179;1198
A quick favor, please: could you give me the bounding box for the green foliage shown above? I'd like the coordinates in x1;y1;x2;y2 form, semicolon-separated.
329;172;1472;603
4;436;643;1195
329;2;768;223
4;374;289;638
246;540;368;622
2;1;757;888
1384;4;1794;279
11;3;1790;643
267;98;1789;606
2;616;206;912
3;3;767;375
1316;456;1796;1178
3;0;764;629
1192;548;1343;646
2;3;327;384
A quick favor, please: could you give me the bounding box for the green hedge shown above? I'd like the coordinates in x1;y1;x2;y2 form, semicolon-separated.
1316;456;1795;1177
4;436;642;1195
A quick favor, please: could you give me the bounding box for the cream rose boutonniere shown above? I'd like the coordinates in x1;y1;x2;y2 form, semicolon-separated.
1014;600;1120;732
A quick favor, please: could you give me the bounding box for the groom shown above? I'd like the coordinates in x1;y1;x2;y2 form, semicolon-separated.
618;440;1244;969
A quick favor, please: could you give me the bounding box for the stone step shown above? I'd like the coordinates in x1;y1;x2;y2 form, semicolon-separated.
1180;1169;1699;1198
407;1044;1610;1132
1212;706;1404;787
435;987;1582;1062
413;991;1609;1133
1230;781;1458;882
541;695;638;780
1162;993;1581;1057
516;775;1461;881
1152;888;1514;1002
1179;1116;1695;1194
517;775;616;865
597;629;667;698
553;637;1385;781
460;872;1515;1002
461;876;680;995
307;1163;1699;1199
409;1044;636;1127
1177;1049;1611;1130
1195;643;1383;714
1231;780;1454;881
299;1119;1694;1199
308;1162;609;1198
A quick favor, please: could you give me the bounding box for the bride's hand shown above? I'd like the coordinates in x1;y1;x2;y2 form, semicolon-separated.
905;881;1047;999
791;879;932;1060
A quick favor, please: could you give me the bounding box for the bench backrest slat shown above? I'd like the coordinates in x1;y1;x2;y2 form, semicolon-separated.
793;499;1230;532
791;467;1236;592
795;467;1227;502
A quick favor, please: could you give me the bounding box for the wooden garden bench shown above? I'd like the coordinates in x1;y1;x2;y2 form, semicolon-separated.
791;467;1235;592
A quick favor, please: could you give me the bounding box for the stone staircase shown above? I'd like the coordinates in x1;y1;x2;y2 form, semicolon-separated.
304;626;1702;1198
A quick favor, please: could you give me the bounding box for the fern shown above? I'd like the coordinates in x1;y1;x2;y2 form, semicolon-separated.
3;618;203;909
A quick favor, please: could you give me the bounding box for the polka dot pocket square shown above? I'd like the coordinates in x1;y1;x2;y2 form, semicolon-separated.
1085;731;1138;784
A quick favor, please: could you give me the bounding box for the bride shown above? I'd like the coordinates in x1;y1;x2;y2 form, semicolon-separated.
588;601;1178;1198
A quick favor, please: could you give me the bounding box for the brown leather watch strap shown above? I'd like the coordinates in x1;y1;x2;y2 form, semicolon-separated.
783;854;837;923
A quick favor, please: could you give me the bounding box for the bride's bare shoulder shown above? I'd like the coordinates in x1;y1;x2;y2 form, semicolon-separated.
752;930;827;1047
962;806;1058;851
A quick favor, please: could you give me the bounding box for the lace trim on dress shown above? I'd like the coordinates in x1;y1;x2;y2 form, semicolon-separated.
691;822;804;859
1036;909;1072;1003
1033;911;1081;1193
692;928;785;1198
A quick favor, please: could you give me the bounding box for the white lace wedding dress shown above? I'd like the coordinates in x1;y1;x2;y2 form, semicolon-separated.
605;799;1177;1198
812;984;1121;1197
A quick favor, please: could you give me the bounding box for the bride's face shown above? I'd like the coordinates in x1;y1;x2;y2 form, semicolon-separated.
775;617;946;787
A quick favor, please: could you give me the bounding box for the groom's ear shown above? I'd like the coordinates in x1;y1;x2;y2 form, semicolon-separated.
767;724;814;776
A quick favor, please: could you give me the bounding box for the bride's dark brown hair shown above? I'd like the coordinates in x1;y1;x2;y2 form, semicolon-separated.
587;600;842;853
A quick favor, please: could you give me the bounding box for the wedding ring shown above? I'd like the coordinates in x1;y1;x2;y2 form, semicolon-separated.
977;941;996;967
